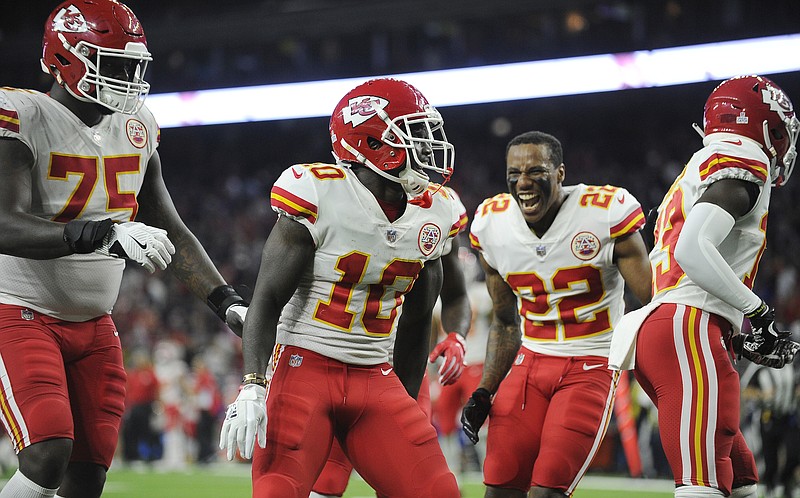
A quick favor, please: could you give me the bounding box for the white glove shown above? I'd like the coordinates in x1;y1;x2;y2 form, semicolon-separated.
225;304;248;336
219;383;267;460
96;221;175;273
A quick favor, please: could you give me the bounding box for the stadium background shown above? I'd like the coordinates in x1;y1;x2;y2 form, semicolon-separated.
1;1;799;496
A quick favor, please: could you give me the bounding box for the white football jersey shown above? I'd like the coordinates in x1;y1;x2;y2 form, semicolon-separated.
0;88;159;321
270;163;467;365
650;136;772;333
470;184;645;357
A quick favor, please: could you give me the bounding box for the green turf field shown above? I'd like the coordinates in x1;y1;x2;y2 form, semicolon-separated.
89;464;675;497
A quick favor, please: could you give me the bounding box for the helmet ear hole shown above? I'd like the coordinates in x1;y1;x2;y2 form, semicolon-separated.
367;137;383;150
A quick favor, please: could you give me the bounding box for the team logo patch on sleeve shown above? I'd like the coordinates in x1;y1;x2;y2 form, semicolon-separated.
418;223;442;256
126;119;148;148
571;231;601;260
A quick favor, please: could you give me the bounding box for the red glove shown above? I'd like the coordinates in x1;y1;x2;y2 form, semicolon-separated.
428;332;466;386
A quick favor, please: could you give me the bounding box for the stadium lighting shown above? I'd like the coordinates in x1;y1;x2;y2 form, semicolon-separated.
148;34;800;128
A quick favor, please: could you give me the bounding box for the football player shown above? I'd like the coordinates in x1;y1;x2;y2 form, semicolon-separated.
609;75;800;498
0;1;247;497
462;131;652;497
310;189;472;498
220;78;463;498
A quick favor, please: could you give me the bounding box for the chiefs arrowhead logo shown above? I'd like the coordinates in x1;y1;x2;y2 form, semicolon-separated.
53;5;89;33
342;96;389;127
762;85;794;116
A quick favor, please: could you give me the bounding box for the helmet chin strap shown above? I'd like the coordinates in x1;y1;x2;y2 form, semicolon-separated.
397;167;430;197
339;138;430;198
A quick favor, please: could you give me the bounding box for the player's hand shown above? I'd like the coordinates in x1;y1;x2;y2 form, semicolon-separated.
219;384;267;460
734;332;800;369
225;304;248;337
96;221;175;273
734;301;800;368
207;285;249;337
461;387;492;444
429;332;466;385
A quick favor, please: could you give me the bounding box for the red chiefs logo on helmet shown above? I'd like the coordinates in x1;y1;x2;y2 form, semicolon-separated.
342;96;389;127
418;223;442;256
53;5;89;33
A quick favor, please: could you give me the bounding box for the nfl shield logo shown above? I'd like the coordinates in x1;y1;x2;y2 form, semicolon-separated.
386;228;397;243
21;309;34;321
536;245;546;257
289;354;303;367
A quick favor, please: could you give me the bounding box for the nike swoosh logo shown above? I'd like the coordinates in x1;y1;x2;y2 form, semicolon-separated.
133;238;147;249
723;139;743;146
380;368;393;376
582;363;604;370
291;168;303;179
617;194;625;204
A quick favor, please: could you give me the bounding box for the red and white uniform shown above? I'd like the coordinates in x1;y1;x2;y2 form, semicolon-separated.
633;139;766;495
0;88;158;321
649;139;769;331
470;184;644;494
253;163;464;497
271;164;464;365
0;88;159;466
310;185;467;497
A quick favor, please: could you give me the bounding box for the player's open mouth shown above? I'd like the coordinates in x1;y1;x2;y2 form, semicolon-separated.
517;192;541;213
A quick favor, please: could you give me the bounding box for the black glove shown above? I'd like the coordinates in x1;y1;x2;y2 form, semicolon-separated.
63;218;114;253
461;388;492;444
642;207;658;251
207;285;249;337
733;301;800;369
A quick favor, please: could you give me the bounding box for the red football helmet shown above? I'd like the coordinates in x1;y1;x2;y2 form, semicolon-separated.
703;75;799;186
329;78;455;197
41;0;152;114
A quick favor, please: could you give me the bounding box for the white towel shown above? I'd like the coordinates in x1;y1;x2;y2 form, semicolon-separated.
608;302;659;371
